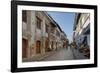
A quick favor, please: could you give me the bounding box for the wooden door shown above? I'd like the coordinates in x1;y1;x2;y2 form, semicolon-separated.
36;41;41;54
45;39;49;52
22;39;28;58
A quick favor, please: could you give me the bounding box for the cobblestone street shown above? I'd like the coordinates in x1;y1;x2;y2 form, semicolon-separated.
42;48;74;61
23;47;87;62
41;47;87;61
71;48;87;59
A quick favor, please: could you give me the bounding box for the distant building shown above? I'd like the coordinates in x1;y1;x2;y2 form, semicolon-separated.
22;11;68;60
73;13;90;48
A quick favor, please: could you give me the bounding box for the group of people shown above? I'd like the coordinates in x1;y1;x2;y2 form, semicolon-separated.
69;41;90;58
69;41;77;49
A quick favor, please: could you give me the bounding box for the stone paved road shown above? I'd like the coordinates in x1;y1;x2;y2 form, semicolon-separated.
42;47;74;61
71;48;87;59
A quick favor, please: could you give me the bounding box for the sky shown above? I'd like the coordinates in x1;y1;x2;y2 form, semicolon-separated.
47;11;75;43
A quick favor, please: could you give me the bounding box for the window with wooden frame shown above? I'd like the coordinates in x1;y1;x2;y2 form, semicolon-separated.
56;30;60;37
36;16;42;30
45;24;48;33
22;10;27;22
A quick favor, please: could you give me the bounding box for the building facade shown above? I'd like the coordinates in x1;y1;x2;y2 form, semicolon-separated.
73;13;90;58
22;11;68;61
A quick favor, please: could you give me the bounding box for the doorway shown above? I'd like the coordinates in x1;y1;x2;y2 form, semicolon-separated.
45;38;49;52
36;41;41;54
22;38;28;58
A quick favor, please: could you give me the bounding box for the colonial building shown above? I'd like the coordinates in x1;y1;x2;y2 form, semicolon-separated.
73;13;90;58
73;13;90;47
22;11;68;61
